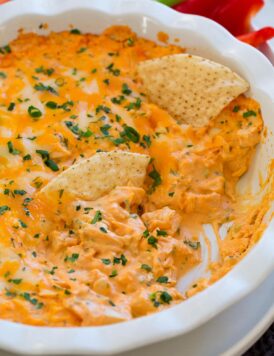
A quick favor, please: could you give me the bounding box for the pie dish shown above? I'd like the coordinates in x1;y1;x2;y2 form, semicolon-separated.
0;0;273;354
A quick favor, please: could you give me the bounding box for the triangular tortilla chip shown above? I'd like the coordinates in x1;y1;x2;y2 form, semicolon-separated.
40;150;150;200
138;54;249;127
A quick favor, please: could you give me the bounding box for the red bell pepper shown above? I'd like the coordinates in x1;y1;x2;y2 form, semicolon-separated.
237;27;274;47
173;0;264;36
172;0;274;47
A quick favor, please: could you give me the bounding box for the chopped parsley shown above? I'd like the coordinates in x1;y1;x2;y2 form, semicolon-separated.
111;95;125;105
5;289;16;297
120;125;140;143
65;121;92;139
148;166;162;192
21;292;43;309
233;105;240;113
28;105;42;119
23;197;33;206
96;105;111;115
70;28;81;35
0;45;11;55
113;254;127;266
100;124;112;136
23;154;32;161
125;97;142;111
243;110;257;118
147;236;158;249
101;258;111;265
160;291;172;304
46;101;58;109
19;219;27;228
0;71;7;79
3;189;10;196
64;253;79;263
156;229;167;237
100;227;108;233
156;276;169;284
46;266;58;275
112;137;126;146
142;135;151;148
126;38;135;46
149;291;172;307
58;100;74;112
35;66;55;76
141;264;152;272
77;47;87;53
122;83;132;95
143;229;149;238
7;141;20;155
34;82;58;95
14;189;27;196
106;63;120;76
91;210;102;224
36;150;59;172
7;102;15;111
8;278;22;285
109;269;118;278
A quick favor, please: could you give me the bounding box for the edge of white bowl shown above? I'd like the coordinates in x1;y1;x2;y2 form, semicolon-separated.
0;0;273;355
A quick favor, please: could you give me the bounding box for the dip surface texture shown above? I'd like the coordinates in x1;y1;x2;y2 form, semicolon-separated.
0;26;265;326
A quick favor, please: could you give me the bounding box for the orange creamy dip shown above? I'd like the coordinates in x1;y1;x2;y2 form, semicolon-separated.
0;26;266;326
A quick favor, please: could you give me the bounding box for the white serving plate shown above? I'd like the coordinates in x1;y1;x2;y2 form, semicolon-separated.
0;0;273;355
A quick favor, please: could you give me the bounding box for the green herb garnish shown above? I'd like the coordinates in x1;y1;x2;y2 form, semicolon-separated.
156;276;169;284
120;125;140;143
141;264;152;272
91;210;102;224
148;166;162;192
70;28;81;35
102;258;111;265
122;83;132;95
7;102;15;111
156;230;167;237
28;105;42;119
36;150;59;172
109;270;118;278
64;253;79;263
147;236;158;249
106;63;120;76
7;141;20;155
243;110;257;118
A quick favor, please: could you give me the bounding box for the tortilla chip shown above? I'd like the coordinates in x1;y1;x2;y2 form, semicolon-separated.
138;54;249;127
40;151;150;200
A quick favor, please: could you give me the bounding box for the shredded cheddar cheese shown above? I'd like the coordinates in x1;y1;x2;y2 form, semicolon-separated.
0;25;270;327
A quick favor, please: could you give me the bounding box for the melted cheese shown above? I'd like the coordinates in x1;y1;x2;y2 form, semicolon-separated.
0;25;269;327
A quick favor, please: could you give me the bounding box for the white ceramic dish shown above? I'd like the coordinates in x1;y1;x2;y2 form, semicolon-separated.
0;271;273;356
0;0;273;354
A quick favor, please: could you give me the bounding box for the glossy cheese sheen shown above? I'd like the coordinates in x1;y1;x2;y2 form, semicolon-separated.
0;26;265;326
